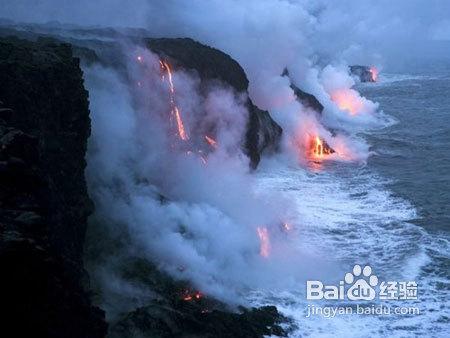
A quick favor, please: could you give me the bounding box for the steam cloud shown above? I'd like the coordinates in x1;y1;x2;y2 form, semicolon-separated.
84;50;310;305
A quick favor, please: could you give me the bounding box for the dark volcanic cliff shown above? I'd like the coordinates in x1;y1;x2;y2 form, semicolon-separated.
0;37;106;337
0;32;287;338
147;38;282;168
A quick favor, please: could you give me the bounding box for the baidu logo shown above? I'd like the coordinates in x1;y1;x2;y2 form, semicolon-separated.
306;264;418;301
345;264;378;300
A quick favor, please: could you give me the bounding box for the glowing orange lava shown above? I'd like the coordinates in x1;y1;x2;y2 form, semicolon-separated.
309;135;334;160
257;227;271;258
331;89;364;115
182;290;203;301
160;60;189;141
155;60;219;164
174;106;188;141
204;135;218;149
369;67;378;82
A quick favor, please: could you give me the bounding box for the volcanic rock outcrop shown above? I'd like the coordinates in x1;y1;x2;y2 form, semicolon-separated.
349;65;376;82
0;37;107;337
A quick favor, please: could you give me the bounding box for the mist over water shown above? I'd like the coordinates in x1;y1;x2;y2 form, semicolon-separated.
246;69;450;337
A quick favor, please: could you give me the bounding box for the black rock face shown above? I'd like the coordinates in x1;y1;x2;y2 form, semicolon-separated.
0;33;287;337
147;38;283;168
0;37;107;337
102;258;288;338
112;304;286;338
147;38;249;92
291;85;324;114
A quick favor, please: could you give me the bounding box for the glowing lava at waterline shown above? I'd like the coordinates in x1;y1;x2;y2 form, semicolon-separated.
369;66;379;82
309;135;334;160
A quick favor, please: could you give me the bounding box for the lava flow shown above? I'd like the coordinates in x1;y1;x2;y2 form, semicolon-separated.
160;60;189;141
257;227;271;258
369;66;379;82
204;135;218;149
136;56;218;165
309;135;334;160
182;290;203;301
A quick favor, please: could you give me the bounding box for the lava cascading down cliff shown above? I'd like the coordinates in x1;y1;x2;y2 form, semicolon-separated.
85;39;296;311
84;37;384;304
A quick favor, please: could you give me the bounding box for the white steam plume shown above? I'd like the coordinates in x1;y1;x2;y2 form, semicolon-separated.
84;48;325;304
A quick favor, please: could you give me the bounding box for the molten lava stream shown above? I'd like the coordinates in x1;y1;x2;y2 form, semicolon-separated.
309;135;333;161
369;66;378;82
204;135;217;149
174;106;189;141
312;136;324;159
160;59;189;141
305;135;335;171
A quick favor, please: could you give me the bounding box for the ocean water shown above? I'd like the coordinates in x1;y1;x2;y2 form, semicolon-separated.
250;71;450;337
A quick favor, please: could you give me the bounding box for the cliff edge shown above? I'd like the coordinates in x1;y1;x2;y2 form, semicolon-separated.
0;37;107;337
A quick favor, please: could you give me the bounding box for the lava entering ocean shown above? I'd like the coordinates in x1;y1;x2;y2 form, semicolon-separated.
369;66;379;82
310;136;334;160
307;135;335;162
